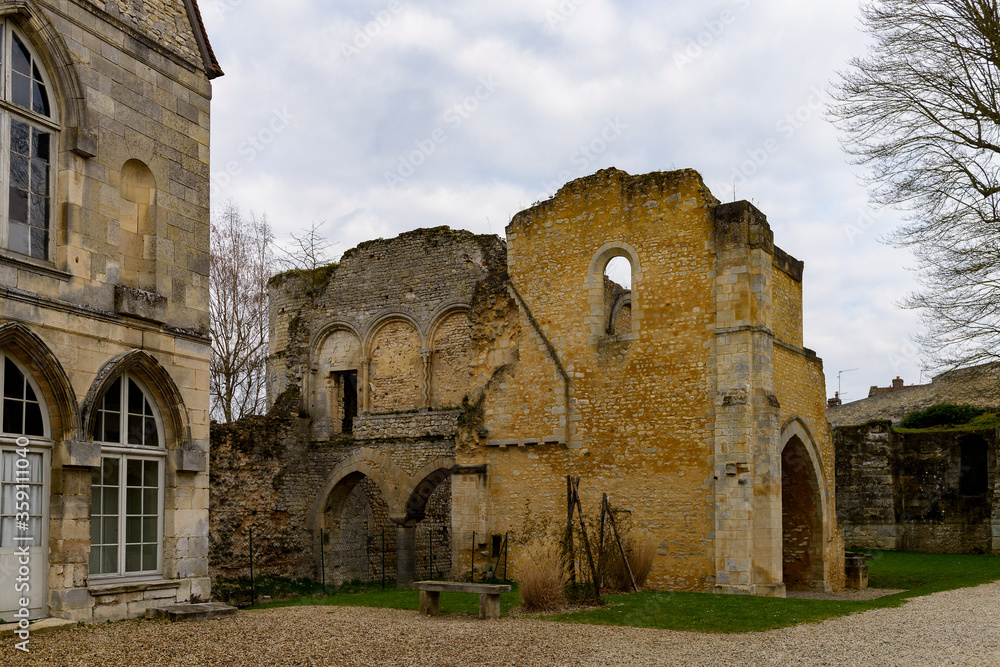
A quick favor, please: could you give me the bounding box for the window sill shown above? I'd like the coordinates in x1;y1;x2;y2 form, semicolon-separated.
0;251;71;282
88;578;179;596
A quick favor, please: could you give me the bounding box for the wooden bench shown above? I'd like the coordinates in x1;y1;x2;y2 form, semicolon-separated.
411;581;511;619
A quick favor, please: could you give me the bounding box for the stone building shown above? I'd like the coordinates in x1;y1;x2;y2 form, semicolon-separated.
248;167;843;595
828;364;1000;428
0;0;221;622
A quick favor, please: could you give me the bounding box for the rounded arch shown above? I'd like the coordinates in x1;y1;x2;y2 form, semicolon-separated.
364;314;425;412
363;309;425;356
0;322;79;441
307;448;406;532
0;2;93;148
309;320;364;361
779;416;830;590
587;242;642;340
608;291;632;335
427;302;471;343
81;350;190;450
398;457;455;520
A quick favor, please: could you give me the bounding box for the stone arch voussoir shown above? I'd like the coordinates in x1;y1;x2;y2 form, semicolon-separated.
397;456;456;521
307;448;407;532
81;350;190;449
0;322;79;442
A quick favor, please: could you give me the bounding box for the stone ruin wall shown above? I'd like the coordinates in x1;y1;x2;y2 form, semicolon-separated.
210;229;509;587
835;421;1000;554
451;168;842;593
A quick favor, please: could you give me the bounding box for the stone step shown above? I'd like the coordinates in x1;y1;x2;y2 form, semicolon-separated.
145;603;238;622
0;618;76;636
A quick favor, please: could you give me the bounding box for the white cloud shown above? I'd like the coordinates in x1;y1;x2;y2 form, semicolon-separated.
204;0;930;401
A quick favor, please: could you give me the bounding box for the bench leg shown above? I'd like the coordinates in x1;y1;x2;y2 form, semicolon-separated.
419;590;440;616
479;593;501;619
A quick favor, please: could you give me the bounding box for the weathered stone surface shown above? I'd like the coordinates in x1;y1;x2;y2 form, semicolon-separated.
835;421;1000;553
228;168;841;597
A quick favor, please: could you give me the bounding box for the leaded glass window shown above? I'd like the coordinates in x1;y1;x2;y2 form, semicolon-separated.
0;22;56;261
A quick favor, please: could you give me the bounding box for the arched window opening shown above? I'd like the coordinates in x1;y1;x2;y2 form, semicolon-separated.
118;160;157;291
89;373;164;578
0;21;57;261
604;256;632;335
1;355;44;437
959;436;989;496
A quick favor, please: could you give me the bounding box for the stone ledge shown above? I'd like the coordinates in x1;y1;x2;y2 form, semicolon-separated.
88;579;182;596
0;617;76;637
114;285;168;323
145;603;237;622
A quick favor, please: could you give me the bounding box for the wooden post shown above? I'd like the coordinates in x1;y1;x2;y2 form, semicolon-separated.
566;476;576;589
599;494;608;589
572;478;601;600
606;502;637;591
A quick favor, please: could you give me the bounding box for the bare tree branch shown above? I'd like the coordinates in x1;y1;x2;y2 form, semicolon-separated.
830;0;1000;371
210;201;274;423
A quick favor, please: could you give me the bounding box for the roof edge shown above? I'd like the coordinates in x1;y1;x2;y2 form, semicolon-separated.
183;0;223;79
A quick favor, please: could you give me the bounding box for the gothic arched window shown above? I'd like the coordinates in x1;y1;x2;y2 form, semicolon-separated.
0;21;56;261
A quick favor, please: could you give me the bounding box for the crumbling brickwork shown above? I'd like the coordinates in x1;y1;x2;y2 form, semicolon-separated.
245;168;842;595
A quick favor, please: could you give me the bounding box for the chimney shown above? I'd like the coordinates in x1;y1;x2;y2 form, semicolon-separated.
892;377;904;390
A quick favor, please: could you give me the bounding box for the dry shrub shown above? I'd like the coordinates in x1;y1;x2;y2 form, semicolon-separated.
515;538;567;611
605;535;657;590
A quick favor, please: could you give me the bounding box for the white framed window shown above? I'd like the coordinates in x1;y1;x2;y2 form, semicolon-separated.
0;352;48;548
0;20;58;261
89;374;165;578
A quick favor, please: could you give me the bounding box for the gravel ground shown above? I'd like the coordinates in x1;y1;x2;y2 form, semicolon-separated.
3;582;1000;666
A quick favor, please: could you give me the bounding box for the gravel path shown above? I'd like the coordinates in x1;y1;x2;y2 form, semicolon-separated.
3;582;1000;666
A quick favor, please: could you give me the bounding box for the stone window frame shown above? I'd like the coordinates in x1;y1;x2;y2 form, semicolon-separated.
87;372;166;582
586;242;641;342
0;19;58;263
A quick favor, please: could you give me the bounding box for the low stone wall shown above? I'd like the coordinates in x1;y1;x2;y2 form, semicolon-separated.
835;421;1000;553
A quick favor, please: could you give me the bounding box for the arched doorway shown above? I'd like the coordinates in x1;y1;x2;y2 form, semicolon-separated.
320;471;395;586
781;435;823;589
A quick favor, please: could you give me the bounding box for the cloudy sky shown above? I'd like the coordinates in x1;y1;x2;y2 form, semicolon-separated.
200;0;930;403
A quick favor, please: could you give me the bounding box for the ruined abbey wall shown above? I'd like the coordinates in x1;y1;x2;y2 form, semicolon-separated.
238;168;843;595
835;421;1000;553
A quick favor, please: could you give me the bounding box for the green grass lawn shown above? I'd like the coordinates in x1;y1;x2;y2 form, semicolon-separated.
242;551;1000;633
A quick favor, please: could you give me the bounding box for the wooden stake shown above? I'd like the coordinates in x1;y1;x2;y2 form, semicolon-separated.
607;500;637;591
565;476;576;589
572;478;601;600
599;494;608;589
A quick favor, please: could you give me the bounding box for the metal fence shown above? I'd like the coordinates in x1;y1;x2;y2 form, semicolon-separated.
211;524;460;607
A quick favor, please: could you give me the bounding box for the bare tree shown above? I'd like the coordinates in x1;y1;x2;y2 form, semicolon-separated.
830;0;1000;370
210;201;274;423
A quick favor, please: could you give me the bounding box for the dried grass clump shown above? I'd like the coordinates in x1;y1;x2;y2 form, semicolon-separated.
606;535;657;590
515;538;567;612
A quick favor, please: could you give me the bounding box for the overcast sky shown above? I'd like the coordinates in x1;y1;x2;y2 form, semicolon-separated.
201;0;930;403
